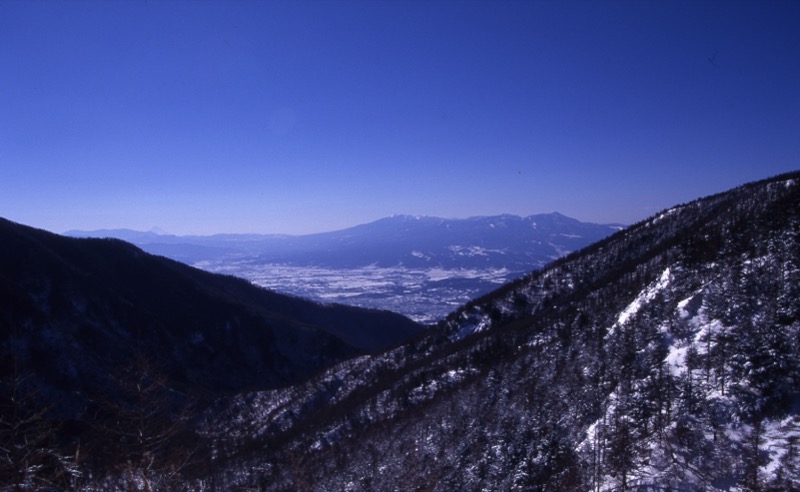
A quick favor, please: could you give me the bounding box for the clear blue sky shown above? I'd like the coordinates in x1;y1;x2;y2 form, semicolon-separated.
1;0;798;235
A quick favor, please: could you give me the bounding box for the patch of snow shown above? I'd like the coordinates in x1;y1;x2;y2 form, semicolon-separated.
666;291;728;375
615;268;672;328
649;207;680;226
447;245;505;257
665;345;689;376
677;296;693;319
762;416;800;480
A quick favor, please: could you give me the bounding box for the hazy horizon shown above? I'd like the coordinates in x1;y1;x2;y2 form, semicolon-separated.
61;210;632;237
2;1;798;235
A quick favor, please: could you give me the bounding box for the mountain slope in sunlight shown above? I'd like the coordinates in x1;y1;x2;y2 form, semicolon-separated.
205;171;800;491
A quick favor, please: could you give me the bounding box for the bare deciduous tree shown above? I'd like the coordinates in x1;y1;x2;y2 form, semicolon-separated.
0;346;81;491
90;343;197;491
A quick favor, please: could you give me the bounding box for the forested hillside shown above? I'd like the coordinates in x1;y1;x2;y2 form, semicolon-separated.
0;219;422;490
203;172;800;491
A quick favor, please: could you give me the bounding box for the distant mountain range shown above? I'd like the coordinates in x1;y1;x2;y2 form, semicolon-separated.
66;212;623;269
67;213;623;323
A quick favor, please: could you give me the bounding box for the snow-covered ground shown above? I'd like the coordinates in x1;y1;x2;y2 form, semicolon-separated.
580;266;800;491
193;260;514;324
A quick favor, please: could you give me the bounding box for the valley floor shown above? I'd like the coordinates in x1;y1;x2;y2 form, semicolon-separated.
194;259;515;324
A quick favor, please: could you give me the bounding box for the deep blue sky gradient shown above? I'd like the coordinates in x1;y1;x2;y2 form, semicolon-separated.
2;0;798;234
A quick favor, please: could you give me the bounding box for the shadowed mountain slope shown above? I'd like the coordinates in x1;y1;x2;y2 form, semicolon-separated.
0;218;424;409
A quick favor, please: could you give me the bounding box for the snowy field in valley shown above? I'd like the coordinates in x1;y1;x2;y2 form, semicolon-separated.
194;259;514;324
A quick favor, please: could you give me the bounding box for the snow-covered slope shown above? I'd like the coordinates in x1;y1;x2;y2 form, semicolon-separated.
201;172;800;491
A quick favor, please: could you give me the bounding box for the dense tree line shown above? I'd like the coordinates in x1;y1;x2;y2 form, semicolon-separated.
197;173;800;491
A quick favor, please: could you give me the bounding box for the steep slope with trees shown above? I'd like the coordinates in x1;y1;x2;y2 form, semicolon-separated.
0;219;423;489
0;217;425;396
204;171;800;491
